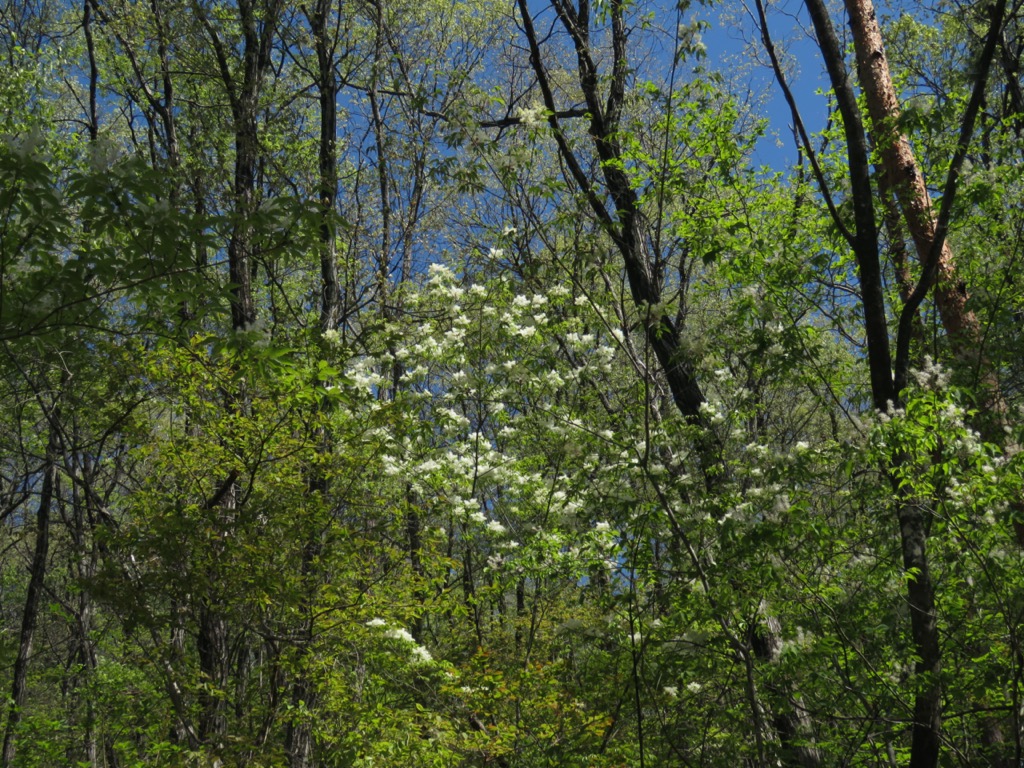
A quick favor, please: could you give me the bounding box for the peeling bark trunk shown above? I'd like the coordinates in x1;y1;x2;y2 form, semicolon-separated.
771;0;946;762
847;0;967;320
807;1;1008;764
846;4;1015;756
845;0;1007;421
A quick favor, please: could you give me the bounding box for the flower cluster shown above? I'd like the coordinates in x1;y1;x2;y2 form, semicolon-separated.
366;620;434;664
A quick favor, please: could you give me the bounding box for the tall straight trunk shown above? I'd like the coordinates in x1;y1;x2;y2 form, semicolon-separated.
2;428;58;768
895;495;942;768
844;4;1016;763
227;26;260;331
197;605;229;747
368;0;391;304
365;0;430;645
284;4;343;764
63;449;105;767
845;0;1009;419
76;10;102;764
798;0;945;764
999;31;1024;138
196;0;284;332
517;2;822;764
193;1;283;753
313;5;341;336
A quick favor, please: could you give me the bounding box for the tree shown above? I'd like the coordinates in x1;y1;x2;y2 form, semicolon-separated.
2;0;1023;765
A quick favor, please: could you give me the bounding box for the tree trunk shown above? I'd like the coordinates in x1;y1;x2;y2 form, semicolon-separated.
64;449;105;767
285;7;345;761
517;3;822;764
845;0;1007;418
802;0;945;762
197;603;230;749
842;5;1011;760
895;497;942;768
192;3;284;755
2;429;58;768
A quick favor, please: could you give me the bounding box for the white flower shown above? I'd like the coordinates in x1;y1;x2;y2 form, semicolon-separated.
687;682;702;694
386;628;416;644
410;645;433;663
515;103;546;128
794;441;809;453
664;686;679;698
487;520;507;534
322;328;341;346
502;225;518;237
427;263;454;284
366;618;387;627
594;521;611;532
549;284;569;297
910;355;950;390
470;511;486;523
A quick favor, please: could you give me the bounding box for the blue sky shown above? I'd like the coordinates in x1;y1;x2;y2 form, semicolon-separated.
698;0;837;170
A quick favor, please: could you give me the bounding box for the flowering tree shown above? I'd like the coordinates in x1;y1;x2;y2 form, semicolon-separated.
1;0;1023;766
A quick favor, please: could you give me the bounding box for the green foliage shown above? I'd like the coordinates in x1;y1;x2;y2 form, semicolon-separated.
1;1;1023;766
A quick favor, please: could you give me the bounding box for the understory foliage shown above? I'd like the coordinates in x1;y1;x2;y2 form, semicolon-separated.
1;0;1023;766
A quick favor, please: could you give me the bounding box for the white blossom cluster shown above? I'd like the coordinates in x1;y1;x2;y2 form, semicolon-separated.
910;355;951;391
515;104;547;129
329;264;639;589
365;620;433;664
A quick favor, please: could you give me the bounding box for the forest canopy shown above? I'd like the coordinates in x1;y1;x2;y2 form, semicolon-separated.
1;0;1023;766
